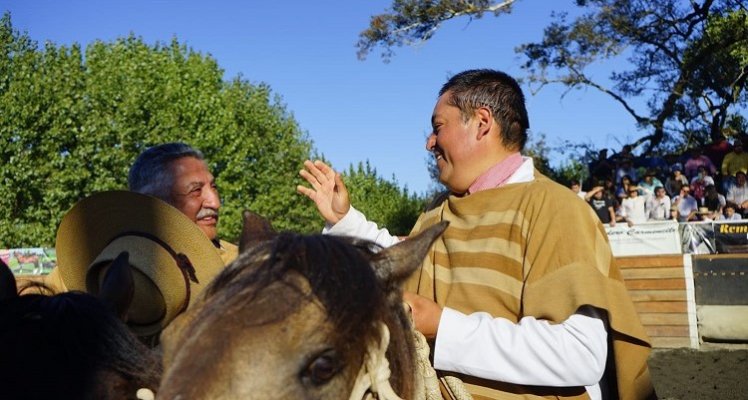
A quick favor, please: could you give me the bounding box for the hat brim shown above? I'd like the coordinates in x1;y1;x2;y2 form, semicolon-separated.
56;190;225;336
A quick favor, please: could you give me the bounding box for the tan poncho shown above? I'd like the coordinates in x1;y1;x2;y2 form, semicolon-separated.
406;173;655;400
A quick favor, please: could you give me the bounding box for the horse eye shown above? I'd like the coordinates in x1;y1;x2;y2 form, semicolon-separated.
302;351;341;386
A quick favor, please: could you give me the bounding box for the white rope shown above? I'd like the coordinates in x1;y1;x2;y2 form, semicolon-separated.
412;327;443;399
349;323;403;400
348;314;473;400
407;303;473;400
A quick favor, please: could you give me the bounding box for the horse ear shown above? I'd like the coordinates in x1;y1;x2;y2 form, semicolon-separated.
239;210;277;253
0;259;18;301
374;221;448;285
97;251;134;321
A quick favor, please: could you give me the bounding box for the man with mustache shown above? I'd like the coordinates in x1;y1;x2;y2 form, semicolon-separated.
299;70;654;399
35;143;237;294
128;142;236;263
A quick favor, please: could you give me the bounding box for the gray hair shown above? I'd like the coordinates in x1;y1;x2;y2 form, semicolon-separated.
128;142;204;200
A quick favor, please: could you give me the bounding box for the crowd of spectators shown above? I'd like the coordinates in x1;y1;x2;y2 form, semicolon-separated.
573;138;748;227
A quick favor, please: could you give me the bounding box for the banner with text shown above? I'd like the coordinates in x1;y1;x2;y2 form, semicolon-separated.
714;221;748;254
605;221;682;257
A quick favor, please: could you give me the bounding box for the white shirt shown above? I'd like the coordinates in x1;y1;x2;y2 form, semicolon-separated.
727;184;748;205
324;158;608;399
621;195;648;223
674;194;699;221
647;195;672;220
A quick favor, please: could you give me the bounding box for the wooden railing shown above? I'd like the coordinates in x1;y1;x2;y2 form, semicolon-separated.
617;255;697;348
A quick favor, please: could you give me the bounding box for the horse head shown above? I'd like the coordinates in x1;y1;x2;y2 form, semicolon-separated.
159;211;446;399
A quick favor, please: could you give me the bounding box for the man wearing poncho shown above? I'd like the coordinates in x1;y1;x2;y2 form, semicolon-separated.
298;69;656;400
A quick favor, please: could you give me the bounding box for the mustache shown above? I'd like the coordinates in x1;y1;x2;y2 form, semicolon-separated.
196;208;219;219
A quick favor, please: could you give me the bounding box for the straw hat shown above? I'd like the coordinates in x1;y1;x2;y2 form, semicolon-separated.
56;190;224;338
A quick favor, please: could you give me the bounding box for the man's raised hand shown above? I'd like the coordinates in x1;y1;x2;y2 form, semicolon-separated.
297;160;351;225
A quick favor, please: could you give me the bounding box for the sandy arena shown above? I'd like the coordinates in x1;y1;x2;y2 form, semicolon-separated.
648;344;748;399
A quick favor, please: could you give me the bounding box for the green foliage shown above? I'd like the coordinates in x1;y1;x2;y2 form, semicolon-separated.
343;161;425;236
0;13;320;247
523;131;556;179
518;0;748;152
357;0;518;61
554;159;589;187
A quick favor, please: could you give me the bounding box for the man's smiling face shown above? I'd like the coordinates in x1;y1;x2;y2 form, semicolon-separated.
168;156;220;240
426;92;482;193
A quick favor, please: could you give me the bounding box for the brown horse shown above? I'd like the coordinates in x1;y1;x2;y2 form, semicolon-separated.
158;212;447;399
0;256;161;400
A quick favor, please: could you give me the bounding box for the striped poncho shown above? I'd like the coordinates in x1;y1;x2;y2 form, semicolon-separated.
406;173;655;400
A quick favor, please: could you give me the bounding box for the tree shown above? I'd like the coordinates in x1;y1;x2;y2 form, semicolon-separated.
520;0;748;154
357;0;518;61
0;13;320;247
358;1;748;155
343;161;425;236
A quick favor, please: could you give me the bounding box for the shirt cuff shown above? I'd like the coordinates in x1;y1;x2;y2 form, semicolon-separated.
322;206;363;235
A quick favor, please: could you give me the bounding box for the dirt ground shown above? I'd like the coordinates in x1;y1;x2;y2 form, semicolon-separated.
648;344;748;399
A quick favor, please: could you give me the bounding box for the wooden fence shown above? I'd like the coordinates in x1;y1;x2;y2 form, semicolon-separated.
617;255;698;348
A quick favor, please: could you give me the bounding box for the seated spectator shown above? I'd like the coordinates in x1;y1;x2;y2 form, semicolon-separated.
669;205;679;221
690;166;715;202
588;148;615;181
665;164;689;197
647;186;671;221
614;159;638;188
721;140;748;191
587;186;617;226
704;136;732;169
610;143;635;163
638;169;664;199
616;174;636;202
701;184;726;216
600;177;622;219
601;176;618;199
636;155;669;178
726;171;748;215
696;207;717;222
673;184;699;222
568;179;587;200
620;186;647;226
720;202;743;221
684;147;717;180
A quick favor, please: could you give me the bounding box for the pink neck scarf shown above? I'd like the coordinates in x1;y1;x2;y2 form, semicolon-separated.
467;153;524;194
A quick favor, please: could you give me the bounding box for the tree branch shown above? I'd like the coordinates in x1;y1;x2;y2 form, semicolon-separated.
567;65;653;125
391;0;517;37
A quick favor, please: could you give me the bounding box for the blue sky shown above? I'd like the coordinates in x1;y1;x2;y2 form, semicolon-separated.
5;1;646;194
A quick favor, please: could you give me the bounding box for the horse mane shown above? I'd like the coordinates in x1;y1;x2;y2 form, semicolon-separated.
0;291;161;399
205;232;388;345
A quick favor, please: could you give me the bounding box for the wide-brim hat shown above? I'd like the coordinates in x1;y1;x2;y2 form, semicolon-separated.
56;190;224;338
